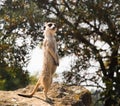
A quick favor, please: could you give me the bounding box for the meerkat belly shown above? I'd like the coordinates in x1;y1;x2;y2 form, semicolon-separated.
41;51;55;73
44;51;55;66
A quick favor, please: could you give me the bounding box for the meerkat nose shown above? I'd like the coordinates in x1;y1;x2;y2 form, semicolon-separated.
52;26;56;29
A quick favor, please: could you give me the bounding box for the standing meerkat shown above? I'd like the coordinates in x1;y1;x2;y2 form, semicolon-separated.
18;22;59;101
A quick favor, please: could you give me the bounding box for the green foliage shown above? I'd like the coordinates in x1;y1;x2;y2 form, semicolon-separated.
0;0;120;105
0;62;29;90
0;0;42;90
29;75;38;85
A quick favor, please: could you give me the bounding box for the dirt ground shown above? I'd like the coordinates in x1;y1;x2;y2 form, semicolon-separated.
0;82;92;106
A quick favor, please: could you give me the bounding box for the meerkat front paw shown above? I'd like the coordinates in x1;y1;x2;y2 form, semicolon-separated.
54;60;59;66
55;62;59;66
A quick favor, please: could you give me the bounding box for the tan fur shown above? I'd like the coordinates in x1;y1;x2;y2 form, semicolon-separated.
18;22;59;101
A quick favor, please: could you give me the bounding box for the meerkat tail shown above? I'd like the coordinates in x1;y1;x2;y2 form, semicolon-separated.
18;81;41;98
18;93;32;98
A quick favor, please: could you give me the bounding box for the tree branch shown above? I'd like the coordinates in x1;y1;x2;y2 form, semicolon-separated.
82;18;112;46
73;31;107;76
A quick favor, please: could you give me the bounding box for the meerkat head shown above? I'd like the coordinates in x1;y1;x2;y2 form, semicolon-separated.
43;22;57;37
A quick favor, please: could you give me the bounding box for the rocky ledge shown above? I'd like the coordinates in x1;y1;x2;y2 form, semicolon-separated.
0;82;92;106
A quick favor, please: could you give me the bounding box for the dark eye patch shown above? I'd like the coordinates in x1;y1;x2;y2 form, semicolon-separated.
48;23;52;27
54;24;56;27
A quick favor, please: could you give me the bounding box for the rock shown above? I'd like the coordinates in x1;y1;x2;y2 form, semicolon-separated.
49;83;92;106
0;82;92;106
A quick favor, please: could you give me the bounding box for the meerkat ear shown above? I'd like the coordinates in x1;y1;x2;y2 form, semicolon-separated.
43;26;46;30
43;22;47;30
44;22;48;26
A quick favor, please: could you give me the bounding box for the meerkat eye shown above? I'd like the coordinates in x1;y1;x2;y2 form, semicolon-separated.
54;24;56;27
48;23;52;27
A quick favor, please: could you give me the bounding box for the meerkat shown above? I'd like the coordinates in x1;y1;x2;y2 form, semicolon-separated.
18;22;59;101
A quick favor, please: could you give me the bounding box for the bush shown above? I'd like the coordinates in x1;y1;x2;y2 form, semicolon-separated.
0;64;30;90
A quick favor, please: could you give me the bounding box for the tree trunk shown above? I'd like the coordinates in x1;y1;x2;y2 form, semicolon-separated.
104;97;114;106
104;48;118;106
